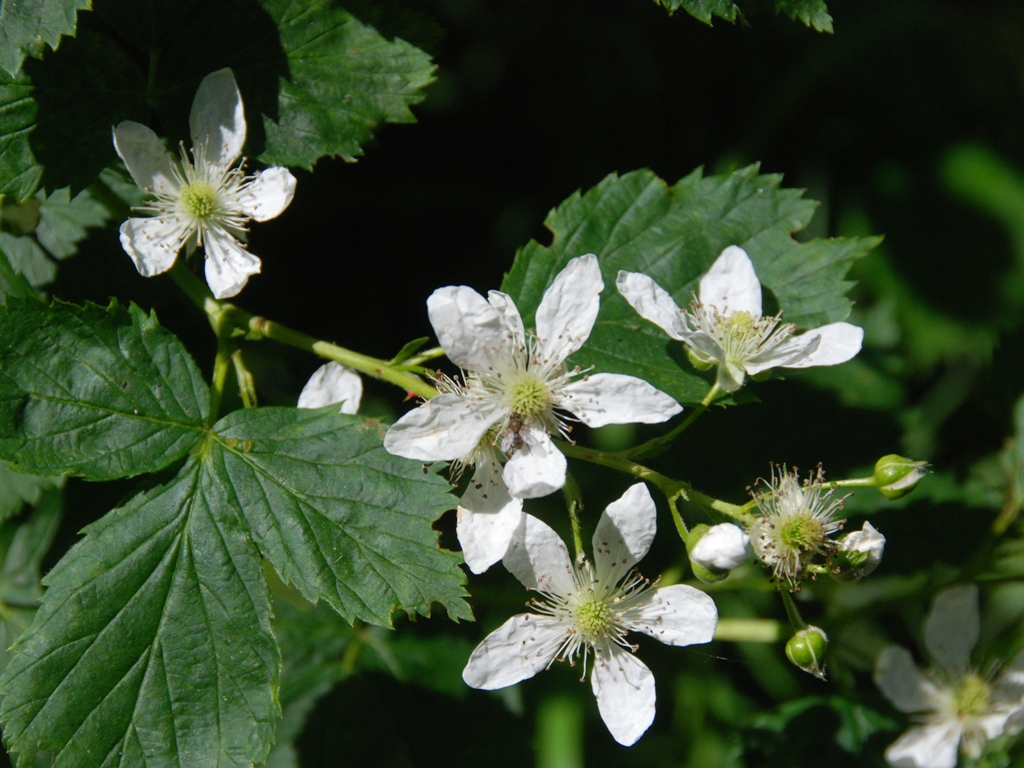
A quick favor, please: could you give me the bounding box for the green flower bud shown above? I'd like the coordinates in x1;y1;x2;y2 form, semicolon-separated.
874;454;929;500
785;626;828;679
686;348;715;371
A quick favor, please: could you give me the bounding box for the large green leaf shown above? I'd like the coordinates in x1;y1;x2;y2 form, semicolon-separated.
0;246;36;300
0;0;91;77
655;0;738;24
155;0;436;168
774;0;832;31
0;299;209;480
500;166;880;405
210;406;472;626
653;0;831;31
0;458;279;768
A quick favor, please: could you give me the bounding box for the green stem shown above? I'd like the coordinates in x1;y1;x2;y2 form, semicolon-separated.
400;346;446;368
168;263;438;399
821;476;877;491
553;440;755;525
625;383;722;460
208;336;232;426
231;350;258;408
780;590;807;630
562;473;585;561
667;491;690;544
713;618;783;643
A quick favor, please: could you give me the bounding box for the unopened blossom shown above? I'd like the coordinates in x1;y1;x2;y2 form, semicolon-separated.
462;483;718;746
690;523;751;572
616;245;863;392
113;68;296;299
749;465;846;590
384;254;682;573
875;584;1024;768
298;362;363;414
832;521;885;582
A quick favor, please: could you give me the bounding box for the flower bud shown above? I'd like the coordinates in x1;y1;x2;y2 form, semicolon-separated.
786;626;828;679
832;521;885;582
691;523;751;571
874;454;928;500
687;525;728;583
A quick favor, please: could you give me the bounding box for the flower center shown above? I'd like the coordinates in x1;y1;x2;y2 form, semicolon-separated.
574;597;613;644
955;675;991;717
507;373;550;418
724;310;756;338
779;515;825;552
181;180;218;218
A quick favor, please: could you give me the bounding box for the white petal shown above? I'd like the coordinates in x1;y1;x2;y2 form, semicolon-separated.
615;271;689;340
559;373;681;428
239;167;296;222
592;483;656;583
995;648;1024;695
874;645;945;713
690;523;751;571
535;254;603;365
297;362;362;414
119;217;188;277
203;229;260;299
590;643;656;746
884;722;962;768
744;332;821;375
924;584;979;678
487;290;526;346
780;322;864;369
112;122;177;196
462;613;564;690
501;512;575;596
383;394;503;462
503;432;566;499
624;584;718;647
979;711;1015;740
427;286;512;374
837;521;885;577
457;455;524;574
698;246;762;317
190;68;246;167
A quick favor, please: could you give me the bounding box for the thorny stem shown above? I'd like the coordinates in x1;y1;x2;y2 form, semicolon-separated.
169;263;438;400
625;383;722;460
780;590;807;630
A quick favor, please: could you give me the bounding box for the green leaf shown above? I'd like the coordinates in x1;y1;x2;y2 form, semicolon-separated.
0;490;62;675
0;0;91;77
0;233;54;288
0;461;62;525
0;459;279;768
500;166;880;405
35;186;111;259
774;0;833;32
0;28;147;201
0;246;36;301
654;0;739;25
0;298;209;480
265;599;353;768
156;0;436;168
210;406;471;627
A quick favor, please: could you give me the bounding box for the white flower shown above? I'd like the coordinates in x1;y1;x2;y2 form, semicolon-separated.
298;362;363;414
749;465;845;590
833;521;885;581
462;483;718;746
690;523;751;572
875;584;1024;768
113;68;297;299
384;254;682;573
616;245;863;392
